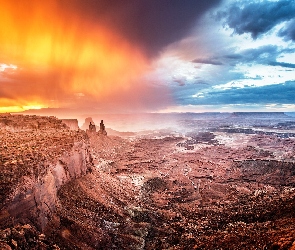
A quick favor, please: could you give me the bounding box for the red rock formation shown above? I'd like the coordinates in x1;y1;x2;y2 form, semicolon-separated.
0;115;93;234
81;117;94;131
1;114;295;249
98;120;107;136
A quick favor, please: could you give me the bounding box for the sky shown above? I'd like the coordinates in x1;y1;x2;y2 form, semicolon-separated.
0;0;295;114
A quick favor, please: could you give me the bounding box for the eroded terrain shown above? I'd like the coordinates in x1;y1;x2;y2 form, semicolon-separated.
1;113;295;249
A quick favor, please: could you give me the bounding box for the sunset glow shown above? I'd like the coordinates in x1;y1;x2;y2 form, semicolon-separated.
0;0;148;112
0;0;294;114
0;97;45;113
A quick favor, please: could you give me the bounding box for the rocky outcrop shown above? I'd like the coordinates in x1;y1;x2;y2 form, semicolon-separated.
82;117;107;136
4;141;92;232
81;117;94;131
2;113;295;249
98;120;107;136
87;121;96;134
0;115;93;233
0;224;60;249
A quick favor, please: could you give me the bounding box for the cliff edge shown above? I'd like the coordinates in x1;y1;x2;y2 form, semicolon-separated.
0;114;93;234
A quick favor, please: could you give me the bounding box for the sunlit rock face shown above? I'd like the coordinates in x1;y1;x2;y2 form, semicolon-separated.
1;113;295;249
81;117;94;131
83;118;108;137
6;141;91;231
0;114;93;232
98;120;107;136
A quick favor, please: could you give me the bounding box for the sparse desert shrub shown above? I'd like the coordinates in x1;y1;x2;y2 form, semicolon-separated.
142;177;167;193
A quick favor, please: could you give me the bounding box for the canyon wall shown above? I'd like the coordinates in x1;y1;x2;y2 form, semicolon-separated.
0;115;93;232
15;142;91;231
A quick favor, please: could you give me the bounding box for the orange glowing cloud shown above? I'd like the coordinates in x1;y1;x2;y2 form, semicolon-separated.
0;0;150;112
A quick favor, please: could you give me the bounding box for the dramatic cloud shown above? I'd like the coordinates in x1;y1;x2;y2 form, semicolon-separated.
192;58;223;65
229;45;279;64
195;45;295;68
268;61;295;69
217;0;295;39
0;0;222;113
278;19;295;41
63;0;222;57
1;0;294;114
224;45;295;68
189;81;295;106
0;0;150;112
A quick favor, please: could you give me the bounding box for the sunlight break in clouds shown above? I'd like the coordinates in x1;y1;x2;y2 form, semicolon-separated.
1;0;294;114
0;63;17;72
149;0;295;112
0;0;148;112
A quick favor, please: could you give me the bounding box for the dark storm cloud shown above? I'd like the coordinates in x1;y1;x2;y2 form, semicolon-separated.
224;54;243;60
192;58;223;65
220;45;295;68
182;81;295;105
233;45;278;64
268;61;295;68
62;0;222;57
216;0;295;39
192;45;290;67
278;19;295;41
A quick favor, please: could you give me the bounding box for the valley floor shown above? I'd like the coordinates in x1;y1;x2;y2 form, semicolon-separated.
55;132;295;249
1;114;295;249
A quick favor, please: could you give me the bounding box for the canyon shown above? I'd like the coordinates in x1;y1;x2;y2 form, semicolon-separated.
0;113;295;249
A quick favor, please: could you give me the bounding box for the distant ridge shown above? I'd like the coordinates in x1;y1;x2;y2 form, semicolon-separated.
286;112;295;118
230;112;289;118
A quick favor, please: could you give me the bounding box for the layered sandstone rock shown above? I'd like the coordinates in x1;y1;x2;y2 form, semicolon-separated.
81;117;94;131
98;120;107;136
1;113;295;249
0;114;93;234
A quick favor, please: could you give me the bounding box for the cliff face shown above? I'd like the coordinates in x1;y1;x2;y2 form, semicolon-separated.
81;117;94;131
0;115;93;232
2;114;295;249
7;141;91;231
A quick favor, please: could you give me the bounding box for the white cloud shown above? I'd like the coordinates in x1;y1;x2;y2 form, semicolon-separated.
0;63;17;72
146;0;295;111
